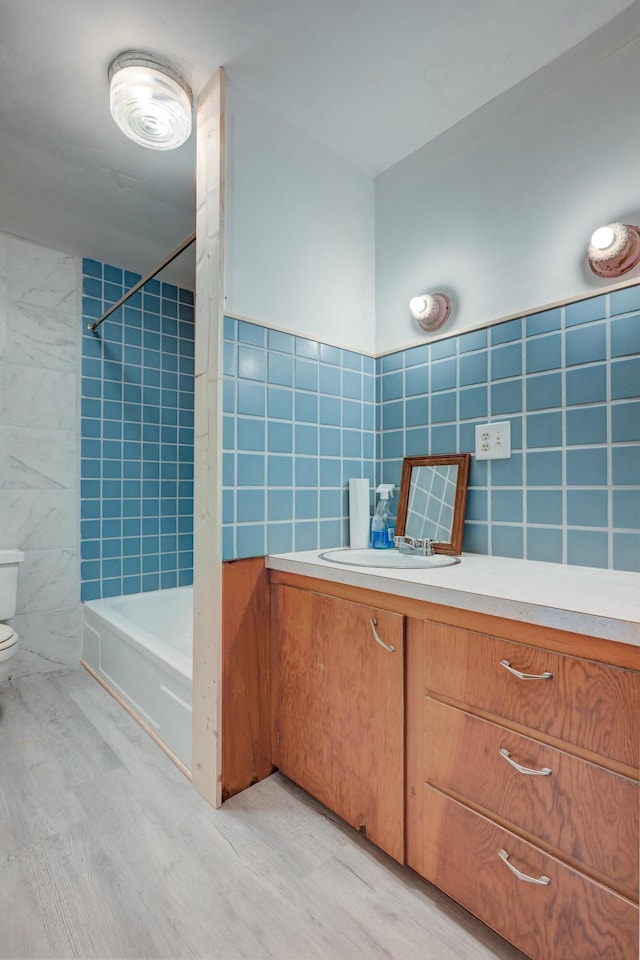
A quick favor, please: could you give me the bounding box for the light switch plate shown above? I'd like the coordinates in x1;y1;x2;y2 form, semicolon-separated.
475;421;511;460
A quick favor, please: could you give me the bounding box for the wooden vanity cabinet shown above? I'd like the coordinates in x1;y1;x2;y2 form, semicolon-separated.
269;570;640;960
270;582;405;862
414;619;640;960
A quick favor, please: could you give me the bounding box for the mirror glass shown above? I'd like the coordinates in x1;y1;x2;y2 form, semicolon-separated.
395;454;470;555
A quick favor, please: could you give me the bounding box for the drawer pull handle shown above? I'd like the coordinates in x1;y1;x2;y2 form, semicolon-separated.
499;748;552;777
370;617;395;653
498;849;551;886
500;659;553;681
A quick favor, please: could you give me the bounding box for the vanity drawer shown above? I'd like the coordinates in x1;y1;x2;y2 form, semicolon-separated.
423;622;640;769
424;698;639;898
423;786;638;960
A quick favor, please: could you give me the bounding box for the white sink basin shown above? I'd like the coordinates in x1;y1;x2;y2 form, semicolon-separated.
318;548;461;569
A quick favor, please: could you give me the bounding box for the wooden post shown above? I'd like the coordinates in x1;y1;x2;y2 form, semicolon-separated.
192;67;226;807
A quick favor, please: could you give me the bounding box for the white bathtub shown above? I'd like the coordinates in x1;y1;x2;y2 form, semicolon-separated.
82;586;193;770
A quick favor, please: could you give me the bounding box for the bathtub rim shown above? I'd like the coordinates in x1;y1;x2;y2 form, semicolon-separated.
83;586;192;682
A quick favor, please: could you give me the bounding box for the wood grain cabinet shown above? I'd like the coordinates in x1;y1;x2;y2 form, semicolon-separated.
271;583;405;861
269;571;639;960
415;620;640;960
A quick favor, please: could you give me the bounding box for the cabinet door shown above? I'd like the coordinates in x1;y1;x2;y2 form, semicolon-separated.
272;585;404;862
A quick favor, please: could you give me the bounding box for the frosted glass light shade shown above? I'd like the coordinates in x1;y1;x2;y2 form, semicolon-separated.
409;292;451;332
590;226;616;251
409;295;438;321
587;221;640;278
109;51;192;151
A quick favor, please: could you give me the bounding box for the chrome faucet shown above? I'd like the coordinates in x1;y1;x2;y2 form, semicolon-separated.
394;535;434;556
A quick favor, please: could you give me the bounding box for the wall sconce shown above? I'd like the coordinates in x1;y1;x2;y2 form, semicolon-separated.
587;222;640;278
409;293;451;332
109;50;193;151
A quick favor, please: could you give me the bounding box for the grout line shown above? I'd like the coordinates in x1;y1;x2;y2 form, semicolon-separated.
559;304;568;565
605;293;614;570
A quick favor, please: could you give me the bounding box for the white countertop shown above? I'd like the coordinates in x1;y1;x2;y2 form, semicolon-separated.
266;550;640;647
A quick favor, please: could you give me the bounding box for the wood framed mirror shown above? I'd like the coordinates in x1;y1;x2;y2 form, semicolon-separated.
395;453;471;555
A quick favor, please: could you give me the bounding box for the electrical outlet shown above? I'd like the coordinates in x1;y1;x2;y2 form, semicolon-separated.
474;421;511;460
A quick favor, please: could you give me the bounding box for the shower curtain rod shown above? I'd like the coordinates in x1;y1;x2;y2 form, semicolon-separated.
88;231;196;333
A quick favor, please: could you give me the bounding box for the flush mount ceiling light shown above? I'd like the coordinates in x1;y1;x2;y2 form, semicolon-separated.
109;50;192;151
587;222;640;278
409;293;451;332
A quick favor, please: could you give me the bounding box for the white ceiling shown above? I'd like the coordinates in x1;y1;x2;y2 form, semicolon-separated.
0;0;633;288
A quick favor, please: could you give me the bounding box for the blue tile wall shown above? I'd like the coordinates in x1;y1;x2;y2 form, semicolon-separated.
84;277;637;579
378;292;640;571
81;258;195;600
223;318;376;559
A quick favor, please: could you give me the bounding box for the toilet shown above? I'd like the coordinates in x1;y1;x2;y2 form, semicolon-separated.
0;549;24;683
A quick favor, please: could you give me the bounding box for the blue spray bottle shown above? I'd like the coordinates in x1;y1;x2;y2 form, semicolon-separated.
370;483;395;549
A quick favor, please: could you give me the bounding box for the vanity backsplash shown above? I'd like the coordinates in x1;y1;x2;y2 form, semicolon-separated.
223;286;639;571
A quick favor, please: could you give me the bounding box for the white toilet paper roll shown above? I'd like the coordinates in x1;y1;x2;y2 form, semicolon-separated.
349;478;371;549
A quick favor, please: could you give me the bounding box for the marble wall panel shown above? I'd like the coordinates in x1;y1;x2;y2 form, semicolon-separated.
15;548;78;616
7;236;77;311
0;490;77;550
0;429;8;488
7;428;77;490
0;366;77;430
0;231;81;666
10;606;83;665
6;302;78;372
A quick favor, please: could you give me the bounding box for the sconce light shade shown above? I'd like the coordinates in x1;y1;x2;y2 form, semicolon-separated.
109;51;192;151
587;222;640;278
409;293;451;332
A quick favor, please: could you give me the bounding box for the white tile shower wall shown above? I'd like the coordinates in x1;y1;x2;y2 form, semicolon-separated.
0;232;82;663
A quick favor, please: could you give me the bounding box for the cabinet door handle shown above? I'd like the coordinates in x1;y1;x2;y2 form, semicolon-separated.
498;849;551;886
500;659;553;681
499;748;552;777
370;617;395;653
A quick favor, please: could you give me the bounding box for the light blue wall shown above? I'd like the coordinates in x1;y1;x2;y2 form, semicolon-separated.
374;10;640;353
226;85;375;351
80;258;195;600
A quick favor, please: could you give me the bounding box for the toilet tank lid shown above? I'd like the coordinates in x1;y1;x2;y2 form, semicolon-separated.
0;549;25;564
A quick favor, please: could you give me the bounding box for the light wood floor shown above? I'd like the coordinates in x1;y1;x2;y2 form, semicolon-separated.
0;661;526;960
